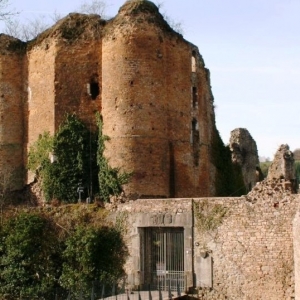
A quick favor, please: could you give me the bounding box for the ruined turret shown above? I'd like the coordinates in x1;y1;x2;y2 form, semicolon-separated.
267;144;295;181
0;34;26;190
101;0;217;198
229;128;259;191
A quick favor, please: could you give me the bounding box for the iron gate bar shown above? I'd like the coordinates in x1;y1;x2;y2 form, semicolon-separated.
142;227;184;292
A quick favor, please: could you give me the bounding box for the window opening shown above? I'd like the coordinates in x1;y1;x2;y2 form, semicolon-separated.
192;118;200;166
192;87;198;108
87;75;100;100
191;50;196;72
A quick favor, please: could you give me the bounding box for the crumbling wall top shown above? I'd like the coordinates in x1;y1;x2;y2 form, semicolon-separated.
267;144;295;181
0;34;26;55
27;13;105;49
105;0;179;37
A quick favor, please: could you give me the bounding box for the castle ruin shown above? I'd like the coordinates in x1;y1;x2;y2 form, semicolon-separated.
1;1;300;299
0;0;219;199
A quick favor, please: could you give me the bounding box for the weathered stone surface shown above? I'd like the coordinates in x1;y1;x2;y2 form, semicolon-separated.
229;128;259;191
0;35;26;190
267;144;295;181
113;178;299;299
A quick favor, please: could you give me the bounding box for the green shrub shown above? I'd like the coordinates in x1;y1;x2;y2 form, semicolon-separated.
0;213;62;299
60;225;128;296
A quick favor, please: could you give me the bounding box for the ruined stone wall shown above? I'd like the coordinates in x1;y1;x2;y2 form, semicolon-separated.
113;179;298;299
102;1;216;199
293;209;300;300
0;36;26;190
54;38;102;130
194;180;297;300
111;199;193;289
27;39;56;147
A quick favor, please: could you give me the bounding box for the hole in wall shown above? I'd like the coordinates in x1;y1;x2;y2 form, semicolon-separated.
87;74;100;100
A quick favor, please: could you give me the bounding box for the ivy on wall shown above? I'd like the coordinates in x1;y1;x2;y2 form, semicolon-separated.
96;113;131;202
28;113;130;203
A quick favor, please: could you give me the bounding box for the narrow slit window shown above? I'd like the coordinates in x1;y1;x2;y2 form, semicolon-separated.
191;51;197;72
87;74;100;100
192;118;200;166
90;82;99;100
192;87;198;108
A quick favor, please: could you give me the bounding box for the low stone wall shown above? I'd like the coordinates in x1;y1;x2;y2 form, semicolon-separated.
112;179;299;299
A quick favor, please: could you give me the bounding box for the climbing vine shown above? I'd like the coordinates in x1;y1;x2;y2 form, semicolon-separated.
28;113;130;203
96;113;131;202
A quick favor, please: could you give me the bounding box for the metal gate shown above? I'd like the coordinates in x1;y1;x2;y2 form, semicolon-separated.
141;227;185;292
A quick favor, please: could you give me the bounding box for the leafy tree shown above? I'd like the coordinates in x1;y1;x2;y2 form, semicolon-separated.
294;148;300;160
0;213;62;299
96;114;131;202
260;161;272;178
60;225;127;297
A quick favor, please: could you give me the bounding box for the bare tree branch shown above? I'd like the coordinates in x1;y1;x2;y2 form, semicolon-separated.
5;16;50;41
154;0;184;34
0;0;17;21
76;0;107;17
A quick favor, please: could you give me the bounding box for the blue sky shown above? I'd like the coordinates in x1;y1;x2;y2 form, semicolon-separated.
1;0;299;159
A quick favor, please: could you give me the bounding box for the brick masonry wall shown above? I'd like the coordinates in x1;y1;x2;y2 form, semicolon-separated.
54;38;102;130
0;52;25;190
113;179;298;299
102;3;216;199
27;39;56;147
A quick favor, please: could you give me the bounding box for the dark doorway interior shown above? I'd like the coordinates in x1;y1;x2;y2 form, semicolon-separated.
141;227;185;292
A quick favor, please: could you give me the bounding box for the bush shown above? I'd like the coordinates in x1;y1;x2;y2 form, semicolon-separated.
0;213;62;299
60;225;128;297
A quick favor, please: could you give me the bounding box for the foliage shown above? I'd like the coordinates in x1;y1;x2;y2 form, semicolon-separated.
260;161;272;178
295;160;300;184
60;225;127;296
211;130;246;196
0;208;128;299
28;114;130;203
194;200;228;233
96;113;131;202
42;114;98;203
0;213;62;299
27;132;53;171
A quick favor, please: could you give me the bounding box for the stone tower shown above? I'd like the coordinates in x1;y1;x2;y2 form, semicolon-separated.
0;0;221;199
101;0;216;199
0;35;26;190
